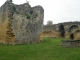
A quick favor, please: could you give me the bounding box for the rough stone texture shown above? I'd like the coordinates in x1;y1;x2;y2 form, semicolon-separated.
43;22;80;39
62;40;80;47
0;0;44;44
40;31;60;38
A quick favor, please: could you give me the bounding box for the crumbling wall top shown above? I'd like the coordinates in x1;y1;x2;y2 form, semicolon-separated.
7;0;12;3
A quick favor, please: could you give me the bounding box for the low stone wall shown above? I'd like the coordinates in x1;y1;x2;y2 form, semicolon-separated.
62;40;80;47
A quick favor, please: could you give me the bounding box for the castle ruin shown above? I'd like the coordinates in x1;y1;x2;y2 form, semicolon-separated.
0;0;44;45
42;22;80;40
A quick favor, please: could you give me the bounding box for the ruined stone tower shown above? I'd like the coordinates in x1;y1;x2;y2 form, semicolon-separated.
0;0;44;45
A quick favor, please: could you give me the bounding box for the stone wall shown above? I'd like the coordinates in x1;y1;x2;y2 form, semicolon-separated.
62;40;80;47
43;22;80;39
0;0;44;44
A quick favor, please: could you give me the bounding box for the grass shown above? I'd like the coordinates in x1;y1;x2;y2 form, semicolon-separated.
0;38;80;60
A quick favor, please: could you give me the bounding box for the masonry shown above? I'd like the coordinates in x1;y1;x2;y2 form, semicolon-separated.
43;22;80;40
0;0;44;45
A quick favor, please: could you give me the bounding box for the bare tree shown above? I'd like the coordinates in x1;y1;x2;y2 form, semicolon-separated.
47;20;53;25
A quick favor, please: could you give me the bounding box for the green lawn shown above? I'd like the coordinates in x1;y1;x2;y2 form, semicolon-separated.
0;38;80;60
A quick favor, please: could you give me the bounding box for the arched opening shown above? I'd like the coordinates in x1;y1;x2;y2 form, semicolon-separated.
59;25;65;37
74;30;80;39
70;34;74;39
69;25;79;33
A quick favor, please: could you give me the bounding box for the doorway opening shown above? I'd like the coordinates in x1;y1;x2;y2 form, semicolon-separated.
59;25;65;37
70;34;74;39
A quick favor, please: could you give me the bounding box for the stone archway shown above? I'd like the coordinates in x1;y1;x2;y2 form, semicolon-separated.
70;33;74;39
74;30;80;39
59;25;65;37
69;25;79;33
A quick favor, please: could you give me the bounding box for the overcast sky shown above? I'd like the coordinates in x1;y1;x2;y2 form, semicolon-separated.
0;0;80;24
